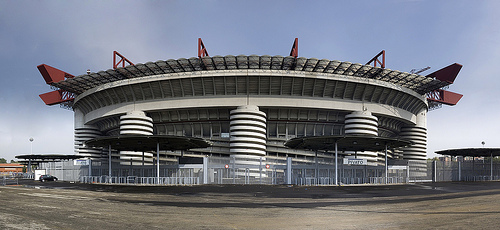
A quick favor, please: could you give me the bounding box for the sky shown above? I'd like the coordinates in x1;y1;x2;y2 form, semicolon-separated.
1;0;499;162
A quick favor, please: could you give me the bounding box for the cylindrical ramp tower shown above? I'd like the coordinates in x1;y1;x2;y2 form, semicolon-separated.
400;127;427;176
401;110;427;177
230;105;267;156
119;111;154;165
400;126;427;160
120;111;154;136
230;105;267;181
344;111;379;136
344;111;379;164
75;124;102;159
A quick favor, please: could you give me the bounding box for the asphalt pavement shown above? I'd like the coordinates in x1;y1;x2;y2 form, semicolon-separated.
1;179;500;229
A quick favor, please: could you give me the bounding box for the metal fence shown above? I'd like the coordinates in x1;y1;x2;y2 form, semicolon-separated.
1;176;19;186
205;156;409;185
80;176;201;185
33;157;500;186
425;160;500;182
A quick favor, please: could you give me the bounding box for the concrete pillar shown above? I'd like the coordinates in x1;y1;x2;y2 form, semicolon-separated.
286;157;292;184
203;157;208;184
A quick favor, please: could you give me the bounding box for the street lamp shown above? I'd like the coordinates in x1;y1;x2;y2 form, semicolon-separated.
29;137;34;154
29;137;34;173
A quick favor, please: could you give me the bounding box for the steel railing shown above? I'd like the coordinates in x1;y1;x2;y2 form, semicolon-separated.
80;176;200;185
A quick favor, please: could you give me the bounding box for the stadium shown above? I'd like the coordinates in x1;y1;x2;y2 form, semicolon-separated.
37;38;463;185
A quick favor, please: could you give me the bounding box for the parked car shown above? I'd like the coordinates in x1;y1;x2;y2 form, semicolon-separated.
39;175;58;182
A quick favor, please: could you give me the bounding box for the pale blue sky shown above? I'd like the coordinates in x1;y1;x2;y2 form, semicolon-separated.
1;0;499;161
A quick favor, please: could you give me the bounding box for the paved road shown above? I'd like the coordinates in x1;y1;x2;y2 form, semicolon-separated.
1;180;500;229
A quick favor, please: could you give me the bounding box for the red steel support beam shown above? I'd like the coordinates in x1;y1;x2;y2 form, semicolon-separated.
37;64;76;105
37;64;74;84
289;38;298;58
39;89;75;106
113;51;134;69
366;50;385;68
426;63;462;84
427;89;463;106
198;38;209;58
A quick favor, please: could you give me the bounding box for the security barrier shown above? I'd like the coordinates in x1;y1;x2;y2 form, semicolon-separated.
1;176;19;186
80;176;200;185
41;157;500;186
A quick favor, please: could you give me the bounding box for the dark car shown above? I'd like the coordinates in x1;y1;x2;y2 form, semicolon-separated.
39;175;58;182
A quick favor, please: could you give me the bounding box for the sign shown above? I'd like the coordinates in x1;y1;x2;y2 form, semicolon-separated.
388;165;408;170
74;159;89;166
343;158;368;165
265;164;270;169
224;164;229;169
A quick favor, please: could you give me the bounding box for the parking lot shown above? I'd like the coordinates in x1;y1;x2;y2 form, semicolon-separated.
1;180;500;229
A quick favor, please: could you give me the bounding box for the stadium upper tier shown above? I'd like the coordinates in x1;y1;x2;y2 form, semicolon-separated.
50;55;451;96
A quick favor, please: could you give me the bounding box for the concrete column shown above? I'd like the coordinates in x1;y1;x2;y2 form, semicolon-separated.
108;144;112;178
432;160;437;182
156;142;160;184
335;142;338;186
203;157;208;184
491;152;493;180
286;157;292;184
458;160;461;181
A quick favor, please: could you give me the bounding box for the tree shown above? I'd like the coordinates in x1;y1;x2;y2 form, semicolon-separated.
0;158;7;163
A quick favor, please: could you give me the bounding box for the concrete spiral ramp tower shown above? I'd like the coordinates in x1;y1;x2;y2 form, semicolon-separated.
119;111;154;165
75;124;102;159
230;105;267;156
230;105;267;179
400;111;427;177
344;111;379;165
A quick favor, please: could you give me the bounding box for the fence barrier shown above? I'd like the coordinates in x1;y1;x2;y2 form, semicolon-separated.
1;176;19;186
80;176;200;185
34;158;500;186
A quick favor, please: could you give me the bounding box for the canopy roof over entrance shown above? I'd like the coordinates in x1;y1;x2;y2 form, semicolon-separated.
16;154;83;161
84;135;211;152
436;148;500;157
284;135;413;151
15;154;83;166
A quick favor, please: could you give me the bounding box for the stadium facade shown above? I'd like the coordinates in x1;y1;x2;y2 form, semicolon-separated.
38;39;463;182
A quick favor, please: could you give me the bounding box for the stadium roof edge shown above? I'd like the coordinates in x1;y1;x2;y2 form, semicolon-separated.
48;55;456;97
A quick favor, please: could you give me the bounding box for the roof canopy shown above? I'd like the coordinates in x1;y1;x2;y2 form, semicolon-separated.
436;148;500;157
15;154;83;165
51;55;452;96
84;135;211;152
284;135;413;151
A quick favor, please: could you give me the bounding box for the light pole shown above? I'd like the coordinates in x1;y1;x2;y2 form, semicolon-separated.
29;137;34;154
29;138;34;173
